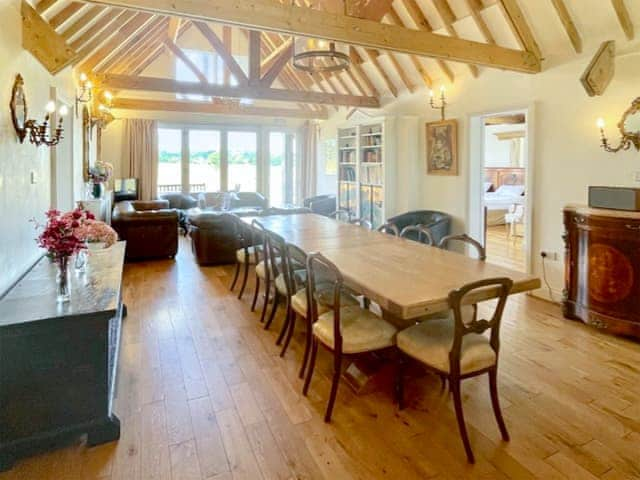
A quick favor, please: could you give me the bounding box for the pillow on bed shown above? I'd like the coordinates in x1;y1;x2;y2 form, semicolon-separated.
494;184;525;196
483;182;493;192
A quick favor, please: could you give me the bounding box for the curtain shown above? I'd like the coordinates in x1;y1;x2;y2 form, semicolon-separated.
121;119;158;201
296;120;318;203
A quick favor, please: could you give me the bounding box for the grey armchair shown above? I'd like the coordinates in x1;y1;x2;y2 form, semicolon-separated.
387;210;451;245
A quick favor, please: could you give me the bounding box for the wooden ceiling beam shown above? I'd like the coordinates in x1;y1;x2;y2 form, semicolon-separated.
363;48;398;97
95;73;381;107
463;0;496;44
81;0;541;73
112;20;169;73
432;0;478;78
99;16;166;72
549;0;582;53
611;0;634;41
193;21;249;84
260;39;293;87
497;0;542;60
248;30;261;85
344;68;368;96
77;12;154;72
112;97;329;119
349;47;380;97
49;2;84;29
167;16;181;41
70;8;126;51
223;26;232;84
396;0;454;83
260;38;292;75
163;37;208;82
130;20;191;74
36;0;58;15
386;9;432;89
61;5;106;40
21;0;77;74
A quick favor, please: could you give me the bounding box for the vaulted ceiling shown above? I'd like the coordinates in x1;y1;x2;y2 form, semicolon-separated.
23;0;638;120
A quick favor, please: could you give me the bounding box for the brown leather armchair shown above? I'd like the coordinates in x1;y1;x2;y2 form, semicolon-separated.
112;200;179;260
188;209;240;265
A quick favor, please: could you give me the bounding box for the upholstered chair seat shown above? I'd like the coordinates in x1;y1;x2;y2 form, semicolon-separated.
236;245;260;264
397;313;496;375
312;305;397;354
290;286;359;318
255;258;281;279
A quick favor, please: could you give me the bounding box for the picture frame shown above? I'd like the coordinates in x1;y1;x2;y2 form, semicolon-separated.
426;119;458;175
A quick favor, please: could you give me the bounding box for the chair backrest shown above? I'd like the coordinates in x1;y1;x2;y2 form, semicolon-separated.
399;225;435;245
251;219;267;265
377;222;399;236
265;229;290;290
350;218;372;230
438;233;486;261
329;209;351;222
285;243;307;290
306;252;345;350
447;277;513;374
261;206;312;216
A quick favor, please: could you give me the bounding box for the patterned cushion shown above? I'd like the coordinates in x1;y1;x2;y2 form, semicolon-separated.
255;258;281;279
313;306;397;354
236;245;259;264
396;310;496;375
290;286;359;318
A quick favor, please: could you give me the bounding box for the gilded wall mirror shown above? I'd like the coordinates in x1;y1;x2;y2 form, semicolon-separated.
10;74;28;143
599;97;640;153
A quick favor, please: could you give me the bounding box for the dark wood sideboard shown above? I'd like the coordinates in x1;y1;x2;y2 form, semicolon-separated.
0;242;126;471
563;205;640;339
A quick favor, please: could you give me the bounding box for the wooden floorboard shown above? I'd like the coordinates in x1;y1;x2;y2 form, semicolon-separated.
486;225;526;272
2;237;640;479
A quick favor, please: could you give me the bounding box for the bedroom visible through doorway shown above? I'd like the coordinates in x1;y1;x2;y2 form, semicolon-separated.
480;111;528;272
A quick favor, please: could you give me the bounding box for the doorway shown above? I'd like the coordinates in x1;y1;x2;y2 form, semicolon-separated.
469;108;533;273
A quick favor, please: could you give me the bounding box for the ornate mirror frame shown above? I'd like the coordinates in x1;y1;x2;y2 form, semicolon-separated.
10;74;28;143
618;97;640;150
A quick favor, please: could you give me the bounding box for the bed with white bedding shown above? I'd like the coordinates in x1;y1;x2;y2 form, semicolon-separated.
484;184;525;226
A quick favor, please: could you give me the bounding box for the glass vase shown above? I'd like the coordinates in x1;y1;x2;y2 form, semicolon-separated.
74;246;88;273
56;256;71;303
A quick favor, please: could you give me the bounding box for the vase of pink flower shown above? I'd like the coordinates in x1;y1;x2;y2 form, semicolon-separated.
35;208;94;303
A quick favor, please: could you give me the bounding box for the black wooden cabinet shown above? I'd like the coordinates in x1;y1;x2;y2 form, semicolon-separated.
0;242;126;471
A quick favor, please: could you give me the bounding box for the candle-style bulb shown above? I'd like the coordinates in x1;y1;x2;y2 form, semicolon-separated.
440;85;446;93
59;105;69;116
45;101;56;113
429;89;434;98
596;118;605;129
104;91;113;101
79;72;87;82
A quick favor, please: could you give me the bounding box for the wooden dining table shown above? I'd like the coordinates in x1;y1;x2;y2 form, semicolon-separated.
243;213;541;325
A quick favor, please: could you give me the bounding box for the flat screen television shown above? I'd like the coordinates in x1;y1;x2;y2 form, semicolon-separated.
114;178;138;202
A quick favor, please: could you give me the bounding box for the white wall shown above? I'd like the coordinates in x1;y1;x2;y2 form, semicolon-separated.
0;0;79;295
484;123;526;168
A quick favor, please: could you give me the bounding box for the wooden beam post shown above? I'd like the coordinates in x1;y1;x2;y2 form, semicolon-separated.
549;0;582;53
498;0;542;60
21;0;78;74
193;21;248;84
611;0;634;41
248;30;261;85
163;37;208;83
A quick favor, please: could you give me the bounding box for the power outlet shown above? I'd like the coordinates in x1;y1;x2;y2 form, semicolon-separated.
540;251;558;261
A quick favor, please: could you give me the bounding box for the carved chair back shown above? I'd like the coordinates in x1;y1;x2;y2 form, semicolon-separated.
377;222;399;236
399;224;435;245
447;277;513;375
439;233;486;261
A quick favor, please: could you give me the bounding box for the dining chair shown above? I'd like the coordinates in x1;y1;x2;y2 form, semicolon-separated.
263;229;289;333
250;220;276;323
395;277;514;463
229;215;259;300
505;204;525;243
329;209;352;222
350;218;372;230
303;252;398;422
399;225;435;245
377;222;399;236
279;243;359;378
438;233;486;261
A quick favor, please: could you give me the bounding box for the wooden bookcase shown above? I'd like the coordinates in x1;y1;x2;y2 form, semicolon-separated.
337;118;397;229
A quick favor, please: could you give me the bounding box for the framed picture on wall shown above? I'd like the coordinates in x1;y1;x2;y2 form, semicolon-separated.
426;119;458;175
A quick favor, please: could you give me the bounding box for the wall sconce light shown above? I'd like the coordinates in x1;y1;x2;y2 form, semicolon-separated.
597;98;640;153
75;72;92;112
429;86;447;121
26;101;68;147
9;74;66;147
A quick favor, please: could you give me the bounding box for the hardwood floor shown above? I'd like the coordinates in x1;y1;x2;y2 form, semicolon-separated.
2;237;640;479
486;225;526;272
